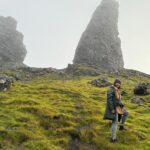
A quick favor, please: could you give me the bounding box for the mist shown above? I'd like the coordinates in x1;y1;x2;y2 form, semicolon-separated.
0;0;150;74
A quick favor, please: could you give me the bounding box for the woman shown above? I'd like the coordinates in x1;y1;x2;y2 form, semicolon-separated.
103;79;128;143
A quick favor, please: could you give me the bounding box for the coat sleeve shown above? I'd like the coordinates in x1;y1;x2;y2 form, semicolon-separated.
107;88;115;112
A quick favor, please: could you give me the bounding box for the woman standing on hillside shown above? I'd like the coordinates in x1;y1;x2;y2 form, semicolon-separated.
103;79;128;143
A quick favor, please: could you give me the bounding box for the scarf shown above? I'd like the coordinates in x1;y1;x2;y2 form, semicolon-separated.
111;85;121;100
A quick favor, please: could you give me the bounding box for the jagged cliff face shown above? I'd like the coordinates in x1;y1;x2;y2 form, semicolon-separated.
73;0;124;71
0;16;27;68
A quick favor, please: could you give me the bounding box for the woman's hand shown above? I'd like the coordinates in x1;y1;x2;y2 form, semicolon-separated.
112;109;115;114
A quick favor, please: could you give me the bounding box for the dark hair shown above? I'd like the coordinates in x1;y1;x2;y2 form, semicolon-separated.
113;79;121;86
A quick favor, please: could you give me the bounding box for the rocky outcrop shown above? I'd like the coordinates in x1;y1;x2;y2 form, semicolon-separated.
89;78;112;87
73;0;124;71
0;67;66;81
0;16;27;68
134;83;150;95
0;76;15;91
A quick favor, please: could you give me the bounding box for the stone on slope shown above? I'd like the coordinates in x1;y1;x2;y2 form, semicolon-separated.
134;82;150;95
131;97;145;104
89;78;112;87
0;76;15;91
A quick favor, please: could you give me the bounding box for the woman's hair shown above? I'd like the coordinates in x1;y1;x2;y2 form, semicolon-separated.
113;79;121;86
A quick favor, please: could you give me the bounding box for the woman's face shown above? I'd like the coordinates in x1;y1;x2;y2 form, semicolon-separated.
115;83;121;89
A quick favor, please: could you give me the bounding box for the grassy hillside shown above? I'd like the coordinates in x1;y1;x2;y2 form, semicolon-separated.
0;70;150;150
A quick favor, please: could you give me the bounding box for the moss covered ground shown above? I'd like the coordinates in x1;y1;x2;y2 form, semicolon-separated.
0;71;150;150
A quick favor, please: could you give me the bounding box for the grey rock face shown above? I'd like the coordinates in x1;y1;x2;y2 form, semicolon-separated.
73;0;124;71
0;76;14;91
134;82;150;95
0;16;27;68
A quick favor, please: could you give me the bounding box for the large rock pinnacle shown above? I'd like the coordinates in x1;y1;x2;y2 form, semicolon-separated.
73;0;124;71
0;16;27;68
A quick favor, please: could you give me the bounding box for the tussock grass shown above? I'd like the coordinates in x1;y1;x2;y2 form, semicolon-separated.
0;71;150;149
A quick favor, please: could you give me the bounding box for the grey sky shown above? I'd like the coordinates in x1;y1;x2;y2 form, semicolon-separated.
0;0;150;74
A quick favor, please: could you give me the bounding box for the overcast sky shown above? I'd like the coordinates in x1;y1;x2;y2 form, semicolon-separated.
0;0;150;74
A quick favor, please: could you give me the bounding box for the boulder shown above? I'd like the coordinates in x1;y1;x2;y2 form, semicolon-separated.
134;82;150;95
0;76;15;91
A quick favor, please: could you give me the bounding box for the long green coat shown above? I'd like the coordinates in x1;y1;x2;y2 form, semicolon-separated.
103;86;121;121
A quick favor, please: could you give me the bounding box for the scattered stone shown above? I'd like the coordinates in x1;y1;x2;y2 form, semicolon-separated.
73;0;124;71
4;67;66;81
89;78;112;87
131;97;145;104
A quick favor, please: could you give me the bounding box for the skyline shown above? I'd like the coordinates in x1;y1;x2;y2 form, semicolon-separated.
0;0;150;74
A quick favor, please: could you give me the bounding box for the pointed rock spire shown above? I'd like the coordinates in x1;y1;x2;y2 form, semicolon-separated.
73;0;124;71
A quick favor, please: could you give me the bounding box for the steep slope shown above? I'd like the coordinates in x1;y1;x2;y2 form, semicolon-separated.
0;68;150;149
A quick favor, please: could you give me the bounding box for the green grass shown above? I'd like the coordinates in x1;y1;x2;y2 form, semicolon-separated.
0;71;150;150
